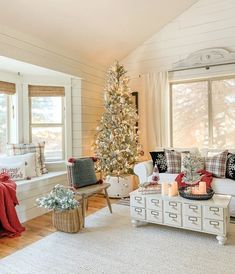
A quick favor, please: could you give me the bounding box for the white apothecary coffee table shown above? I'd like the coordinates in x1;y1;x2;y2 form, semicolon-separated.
130;189;231;245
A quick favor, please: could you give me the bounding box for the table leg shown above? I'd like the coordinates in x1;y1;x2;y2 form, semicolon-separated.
104;188;112;213
216;235;227;245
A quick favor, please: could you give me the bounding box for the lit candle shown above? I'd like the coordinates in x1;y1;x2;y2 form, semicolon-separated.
172;181;178;195
168;186;174;197
199;181;207;194
161;182;169;196
192;186;200;195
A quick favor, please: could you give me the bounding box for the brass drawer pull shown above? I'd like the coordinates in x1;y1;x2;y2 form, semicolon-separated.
189;205;198;210
169;202;177;207
188;216;197;222
169;213;177;219
134;208;142;213
210;220;219;226
151;211;159;216
151;199;159;204
209;207;219;213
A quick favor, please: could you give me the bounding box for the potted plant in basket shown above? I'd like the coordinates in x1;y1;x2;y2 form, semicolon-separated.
36;184;82;233
94;61;143;198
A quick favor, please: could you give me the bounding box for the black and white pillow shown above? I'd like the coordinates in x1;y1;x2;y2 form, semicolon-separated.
149;151;167;173
226;153;235;180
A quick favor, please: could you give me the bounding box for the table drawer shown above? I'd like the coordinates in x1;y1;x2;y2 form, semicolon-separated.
204;206;224;221
146;197;162;210
130;207;146;220
183;215;202;231
164;212;182;227
164;201;182;214
130;194;145;208
146;209;163;224
203;219;224;235
184;203;201;217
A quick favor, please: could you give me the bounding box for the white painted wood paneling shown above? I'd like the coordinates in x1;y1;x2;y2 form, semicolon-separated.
122;0;235;153
0;26;106;158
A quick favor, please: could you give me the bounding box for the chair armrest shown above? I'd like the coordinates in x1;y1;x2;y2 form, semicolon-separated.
134;160;153;185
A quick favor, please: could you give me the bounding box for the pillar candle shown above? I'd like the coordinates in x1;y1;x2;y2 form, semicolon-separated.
199;181;207;194
172;181;178;195
161;182;169;196
168;181;178;197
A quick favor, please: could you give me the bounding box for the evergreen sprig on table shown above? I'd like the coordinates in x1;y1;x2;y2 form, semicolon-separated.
36;184;79;211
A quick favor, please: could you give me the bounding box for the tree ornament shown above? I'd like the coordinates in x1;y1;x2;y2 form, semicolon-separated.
94;61;141;176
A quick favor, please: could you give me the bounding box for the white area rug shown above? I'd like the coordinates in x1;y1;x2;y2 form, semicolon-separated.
1;204;235;274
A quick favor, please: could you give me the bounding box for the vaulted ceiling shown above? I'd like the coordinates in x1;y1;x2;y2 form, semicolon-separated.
0;0;198;68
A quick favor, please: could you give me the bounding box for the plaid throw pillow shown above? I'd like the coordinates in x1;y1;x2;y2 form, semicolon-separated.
164;149;181;173
205;150;228;178
7;142;47;175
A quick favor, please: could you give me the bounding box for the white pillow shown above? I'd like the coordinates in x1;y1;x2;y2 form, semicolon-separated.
0;153;37;178
0;162;26;181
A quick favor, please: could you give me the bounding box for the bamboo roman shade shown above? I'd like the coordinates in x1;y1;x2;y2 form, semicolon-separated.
28;85;65;97
0;81;16;95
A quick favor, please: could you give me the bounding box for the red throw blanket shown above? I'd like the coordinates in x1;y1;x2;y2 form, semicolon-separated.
175;170;213;189
0;173;25;237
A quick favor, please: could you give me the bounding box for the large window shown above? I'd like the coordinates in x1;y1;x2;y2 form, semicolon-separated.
171;77;235;148
29;85;65;161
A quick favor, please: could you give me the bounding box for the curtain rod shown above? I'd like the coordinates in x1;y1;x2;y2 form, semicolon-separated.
168;61;235;73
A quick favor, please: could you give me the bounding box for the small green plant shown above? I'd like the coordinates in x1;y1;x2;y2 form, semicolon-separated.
36;184;79;211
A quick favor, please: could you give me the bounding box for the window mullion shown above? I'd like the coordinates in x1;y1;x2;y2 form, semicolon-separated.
208;80;213;148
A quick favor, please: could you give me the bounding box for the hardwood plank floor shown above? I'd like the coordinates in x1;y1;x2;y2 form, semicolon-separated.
0;195;117;259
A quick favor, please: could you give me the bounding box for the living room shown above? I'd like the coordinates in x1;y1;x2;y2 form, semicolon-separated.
1;0;235;273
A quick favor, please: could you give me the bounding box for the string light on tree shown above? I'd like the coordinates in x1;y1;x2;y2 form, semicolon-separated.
94;61;142;177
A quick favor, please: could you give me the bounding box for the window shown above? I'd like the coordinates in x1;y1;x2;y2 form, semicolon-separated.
171;77;235;148
29;85;65;161
0;81;16;155
0;94;8;155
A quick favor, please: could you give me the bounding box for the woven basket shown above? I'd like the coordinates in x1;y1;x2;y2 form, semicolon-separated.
52;206;83;233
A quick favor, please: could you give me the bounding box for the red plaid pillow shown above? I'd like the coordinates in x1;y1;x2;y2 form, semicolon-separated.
205;150;228;178
164;149;181;173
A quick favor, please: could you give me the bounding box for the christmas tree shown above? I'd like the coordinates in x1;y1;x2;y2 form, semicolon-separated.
94;61;141;177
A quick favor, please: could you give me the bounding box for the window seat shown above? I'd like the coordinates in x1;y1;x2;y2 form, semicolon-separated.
16;170;68;223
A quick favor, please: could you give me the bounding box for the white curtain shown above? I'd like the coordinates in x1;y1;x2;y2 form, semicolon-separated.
142;71;170;152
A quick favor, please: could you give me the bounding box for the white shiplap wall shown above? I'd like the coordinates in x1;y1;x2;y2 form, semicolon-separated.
122;0;235;152
0;26;105;157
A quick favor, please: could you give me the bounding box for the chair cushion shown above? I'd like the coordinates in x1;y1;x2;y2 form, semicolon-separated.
212;177;235;196
68;158;98;188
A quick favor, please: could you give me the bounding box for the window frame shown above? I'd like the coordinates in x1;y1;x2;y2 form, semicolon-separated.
170;75;235;148
29;96;66;161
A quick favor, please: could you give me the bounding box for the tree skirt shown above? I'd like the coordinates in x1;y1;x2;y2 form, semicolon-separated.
1;204;235;274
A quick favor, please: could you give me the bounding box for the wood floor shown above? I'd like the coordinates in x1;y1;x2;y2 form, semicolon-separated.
0;195;117;259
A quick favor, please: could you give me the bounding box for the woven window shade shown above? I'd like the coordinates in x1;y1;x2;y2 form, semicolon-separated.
0;81;16;95
28;85;65;97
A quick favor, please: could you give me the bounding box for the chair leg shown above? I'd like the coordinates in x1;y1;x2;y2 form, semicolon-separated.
86;198;89;210
82;195;86;228
104;188;112;213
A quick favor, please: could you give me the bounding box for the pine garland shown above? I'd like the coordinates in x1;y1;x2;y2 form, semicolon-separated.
94;61;142;176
